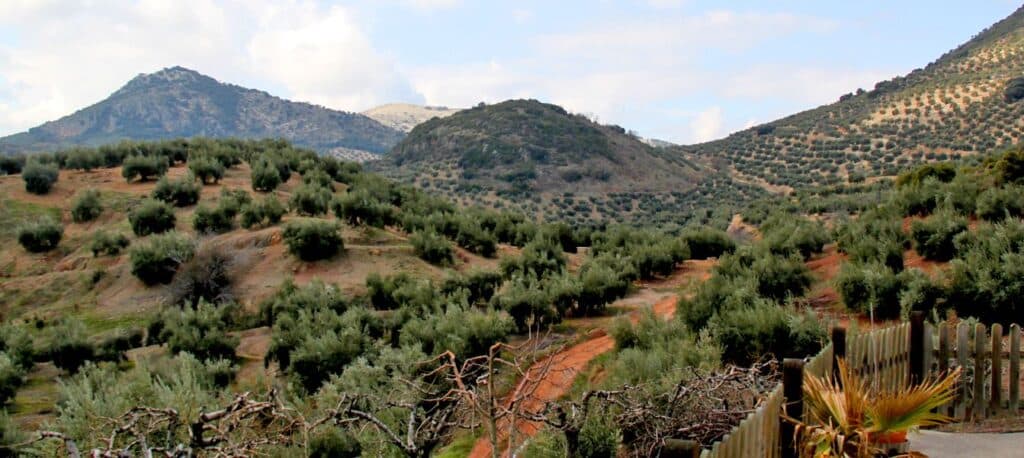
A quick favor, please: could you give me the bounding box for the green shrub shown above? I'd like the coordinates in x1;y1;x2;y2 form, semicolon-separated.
577;257;632;316
121;155;168;182
251;157;282;192
491;277;561;330
896;162;956;187
331;189;394;227
193;203;236;234
259;279;351;325
71;189;103;222
282;218;343;261
128;199;176;236
129;232;196;285
835;261;902;319
46;319;95;374
0;156;25;175
289;183;332;216
410;230;455;266
399;306;515;359
168;243;237;308
576;411;620;458
899;268;947;318
188;155;226;184
681;227;735;259
240;195;286;228
158;302;239;361
309;427;362;458
152;173;200;207
0;354;25;405
910;212;968;261
0;325;35;370
90;231;129;257
761;215;829;259
945;220;1024;323
976;185;1024;221
301;168;334;189
710;302;823;366
17;219;63;253
22;161;58;194
500;237;567;279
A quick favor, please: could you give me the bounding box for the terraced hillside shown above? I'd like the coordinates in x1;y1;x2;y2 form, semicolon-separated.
376;99;763;228
683;5;1024;191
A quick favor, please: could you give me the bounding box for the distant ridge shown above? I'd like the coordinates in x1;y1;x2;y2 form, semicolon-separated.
0;66;405;157
362;103;461;132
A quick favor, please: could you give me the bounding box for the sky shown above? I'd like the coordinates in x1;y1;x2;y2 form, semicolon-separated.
0;1;1020;144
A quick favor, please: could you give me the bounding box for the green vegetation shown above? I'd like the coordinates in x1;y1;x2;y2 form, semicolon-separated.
121;155;169;182
21;162;58;195
128;199;177;236
90;230;129;257
282;218;344;261
152;173;200;207
129;231;196;285
17;220;63;253
70;189;103;223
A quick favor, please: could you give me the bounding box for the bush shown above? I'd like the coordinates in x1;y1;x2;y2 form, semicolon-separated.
129;232;196;285
681;227;735;259
282;219;343;261
22;161;58;194
309;427;361;458
168;242;237;308
577;257;632;316
945;220;1024;323
46;319;95;374
121;155;168;182
158;302;239;361
0;156;25;175
71;189;103;223
761;215;829;259
576;411;620;458
910;212;968;261
289;184;332;216
128;199;176;236
976;185;1024;221
491;277;560;330
152;174;200;207
251;157;282;192
0;354;25;405
90;231;129;257
399;306;515;359
331;189;394;227
240;195;286;228
188;155;226;184
17;220;63;253
710;302;823;365
193;203;236;234
835;261;902;319
410;230;455;266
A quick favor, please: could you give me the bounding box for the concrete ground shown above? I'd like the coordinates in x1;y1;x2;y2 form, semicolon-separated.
910;430;1024;457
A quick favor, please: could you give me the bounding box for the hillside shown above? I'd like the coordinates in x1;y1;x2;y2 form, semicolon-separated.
0;66;404;157
362;103;461;132
376;99;761;227
683;5;1024;191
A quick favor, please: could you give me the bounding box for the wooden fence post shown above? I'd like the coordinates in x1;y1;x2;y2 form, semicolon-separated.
832;326;846;382
910;312;925;385
1011;324;1021;413
973;323;987;419
781;358;805;458
662;439;700;458
991;323;1003;413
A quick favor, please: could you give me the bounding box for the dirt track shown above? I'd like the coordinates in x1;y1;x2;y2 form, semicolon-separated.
467;294;678;458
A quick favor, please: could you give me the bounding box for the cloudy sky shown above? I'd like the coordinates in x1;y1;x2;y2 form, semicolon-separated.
0;1;1018;144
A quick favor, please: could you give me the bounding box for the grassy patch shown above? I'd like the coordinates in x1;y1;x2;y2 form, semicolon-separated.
434;432;479;458
0;199;61;241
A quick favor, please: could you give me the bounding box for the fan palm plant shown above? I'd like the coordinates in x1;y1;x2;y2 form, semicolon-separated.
790;359;960;458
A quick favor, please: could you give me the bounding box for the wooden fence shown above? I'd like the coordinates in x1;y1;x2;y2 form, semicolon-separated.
678;314;1024;458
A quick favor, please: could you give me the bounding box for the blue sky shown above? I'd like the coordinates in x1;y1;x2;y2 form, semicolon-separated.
0;1;1019;144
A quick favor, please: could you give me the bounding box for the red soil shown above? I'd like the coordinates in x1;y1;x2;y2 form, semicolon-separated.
467;295;678;458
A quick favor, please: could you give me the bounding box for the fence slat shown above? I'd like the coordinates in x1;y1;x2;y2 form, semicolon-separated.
974;323;987;419
938;323;952;416
991;323;1003;413
1011;324;1021;413
957;322;970;420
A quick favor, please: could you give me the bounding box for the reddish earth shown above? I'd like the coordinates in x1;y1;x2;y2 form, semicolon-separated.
467;294;679;458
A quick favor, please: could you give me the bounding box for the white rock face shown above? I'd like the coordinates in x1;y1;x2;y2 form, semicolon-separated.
362;103;460;132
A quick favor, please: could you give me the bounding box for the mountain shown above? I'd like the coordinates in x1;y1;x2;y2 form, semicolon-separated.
0;66;404;157
375;99;762;226
682;5;1024;192
362;103;461;132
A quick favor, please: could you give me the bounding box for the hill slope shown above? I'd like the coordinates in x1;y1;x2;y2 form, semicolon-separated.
683;5;1024;191
0;66;404;157
376;99;760;226
362;103;461;132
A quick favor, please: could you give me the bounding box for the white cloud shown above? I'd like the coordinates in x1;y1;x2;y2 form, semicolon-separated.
401;0;460;11
690;106;723;142
0;0;422;136
645;0;687;9
722;65;893;105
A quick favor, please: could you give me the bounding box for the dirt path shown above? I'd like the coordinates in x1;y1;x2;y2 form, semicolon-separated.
467;294;678;458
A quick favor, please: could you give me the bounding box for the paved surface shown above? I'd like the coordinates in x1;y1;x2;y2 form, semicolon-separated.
911;430;1024;457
